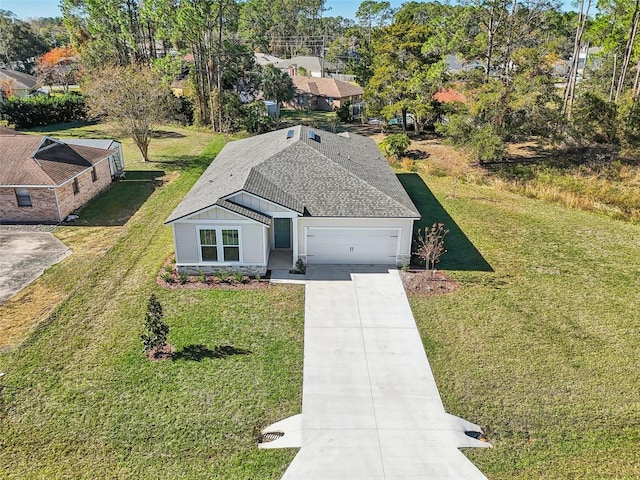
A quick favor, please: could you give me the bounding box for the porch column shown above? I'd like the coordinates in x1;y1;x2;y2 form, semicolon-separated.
292;216;299;269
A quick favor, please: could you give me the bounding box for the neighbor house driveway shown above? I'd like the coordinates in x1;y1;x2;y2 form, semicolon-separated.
0;231;70;304
261;267;490;479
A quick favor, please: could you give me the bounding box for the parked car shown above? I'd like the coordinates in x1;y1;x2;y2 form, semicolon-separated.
388;114;415;127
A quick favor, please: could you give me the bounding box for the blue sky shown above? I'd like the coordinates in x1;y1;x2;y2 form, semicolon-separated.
0;0;577;21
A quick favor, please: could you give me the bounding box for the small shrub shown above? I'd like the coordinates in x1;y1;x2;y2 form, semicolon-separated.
161;272;172;283
380;133;411;159
401;260;410;272
294;258;306;274
141;294;169;357
164;265;173;274
178;272;188;285
214;269;230;282
197;270;206;283
232;270;244;283
254;271;261;281
335;101;352;122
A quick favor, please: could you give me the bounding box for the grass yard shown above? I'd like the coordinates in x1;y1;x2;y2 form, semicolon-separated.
402;173;640;478
0;124;222;347
2;121;639;478
0;125;304;478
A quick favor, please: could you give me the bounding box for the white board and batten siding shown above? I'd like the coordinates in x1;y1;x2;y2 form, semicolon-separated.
227;192;295;216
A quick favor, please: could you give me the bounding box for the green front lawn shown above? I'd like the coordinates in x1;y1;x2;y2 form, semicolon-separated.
1;122;638;478
403;174;640;478
0;126;304;479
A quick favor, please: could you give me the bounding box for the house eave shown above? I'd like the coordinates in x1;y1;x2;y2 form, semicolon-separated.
164;201;272;226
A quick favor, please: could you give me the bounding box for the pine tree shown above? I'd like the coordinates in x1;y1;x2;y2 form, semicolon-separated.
141;294;169;358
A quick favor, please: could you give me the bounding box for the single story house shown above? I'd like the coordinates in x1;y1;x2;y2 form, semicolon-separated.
288;76;364;112
0;135;121;223
254;52;283;67
61;138;125;178
272;56;334;78
165;125;420;275
0;68;39;100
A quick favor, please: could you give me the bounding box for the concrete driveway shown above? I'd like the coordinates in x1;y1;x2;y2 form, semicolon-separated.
261;267;490;479
0;231;71;304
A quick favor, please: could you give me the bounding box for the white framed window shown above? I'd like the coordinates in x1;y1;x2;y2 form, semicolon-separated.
222;229;240;261
198;227;241;263
199;229;218;261
15;188;32;207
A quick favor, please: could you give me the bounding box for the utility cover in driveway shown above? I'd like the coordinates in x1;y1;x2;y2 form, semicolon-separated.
260;268;491;479
0;232;70;303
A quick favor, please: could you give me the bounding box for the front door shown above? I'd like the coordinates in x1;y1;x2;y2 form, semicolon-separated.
274;218;291;249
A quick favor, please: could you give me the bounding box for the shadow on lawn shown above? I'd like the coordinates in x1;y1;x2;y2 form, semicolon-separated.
151;154;212;172
172;344;252;362
398;173;493;272
70;171;165;226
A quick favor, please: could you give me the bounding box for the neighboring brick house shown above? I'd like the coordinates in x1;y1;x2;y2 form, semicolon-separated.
0;134;120;223
287;76;364;112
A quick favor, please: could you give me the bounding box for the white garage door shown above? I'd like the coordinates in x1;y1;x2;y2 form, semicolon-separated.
306;228;399;264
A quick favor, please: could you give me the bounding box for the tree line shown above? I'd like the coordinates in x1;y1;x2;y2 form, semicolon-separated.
4;1;640;160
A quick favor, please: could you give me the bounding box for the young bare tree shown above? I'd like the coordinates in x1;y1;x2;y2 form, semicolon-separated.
84;65;173;162
416;223;449;274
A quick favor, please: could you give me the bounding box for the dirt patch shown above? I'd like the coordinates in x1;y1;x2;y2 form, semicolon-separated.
146;343;174;361
400;269;459;297
157;256;269;291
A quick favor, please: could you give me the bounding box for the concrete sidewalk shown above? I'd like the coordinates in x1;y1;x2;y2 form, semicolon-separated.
261;268;490;479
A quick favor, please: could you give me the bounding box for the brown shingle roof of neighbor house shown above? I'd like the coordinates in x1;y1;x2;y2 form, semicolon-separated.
0;68;39;91
292;76;364;99
165;125;420;224
0;126;24;136
0;136;114;187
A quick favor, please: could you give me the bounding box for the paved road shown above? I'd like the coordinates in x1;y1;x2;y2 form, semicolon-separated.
261;267;490;479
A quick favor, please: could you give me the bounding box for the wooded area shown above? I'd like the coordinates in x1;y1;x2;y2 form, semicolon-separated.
3;0;640;159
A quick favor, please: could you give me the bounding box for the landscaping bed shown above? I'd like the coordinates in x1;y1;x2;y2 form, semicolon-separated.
400;269;459;296
156;256;270;290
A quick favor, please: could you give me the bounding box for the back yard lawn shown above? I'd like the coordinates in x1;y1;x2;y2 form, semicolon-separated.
403;173;640;478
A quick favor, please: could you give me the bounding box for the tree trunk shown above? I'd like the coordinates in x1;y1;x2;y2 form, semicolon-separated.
216;0;224;132
615;0;640;103
610;53;618;102
485;12;494;82
563;0;590;119
632;57;640;100
137;137;150;162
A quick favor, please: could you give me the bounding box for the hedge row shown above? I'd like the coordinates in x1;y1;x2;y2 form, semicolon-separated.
0;94;87;128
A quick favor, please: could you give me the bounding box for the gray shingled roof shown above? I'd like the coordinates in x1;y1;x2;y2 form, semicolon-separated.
165;125;420;224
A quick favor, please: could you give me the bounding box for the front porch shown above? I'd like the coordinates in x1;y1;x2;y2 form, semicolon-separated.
267;249;293;270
